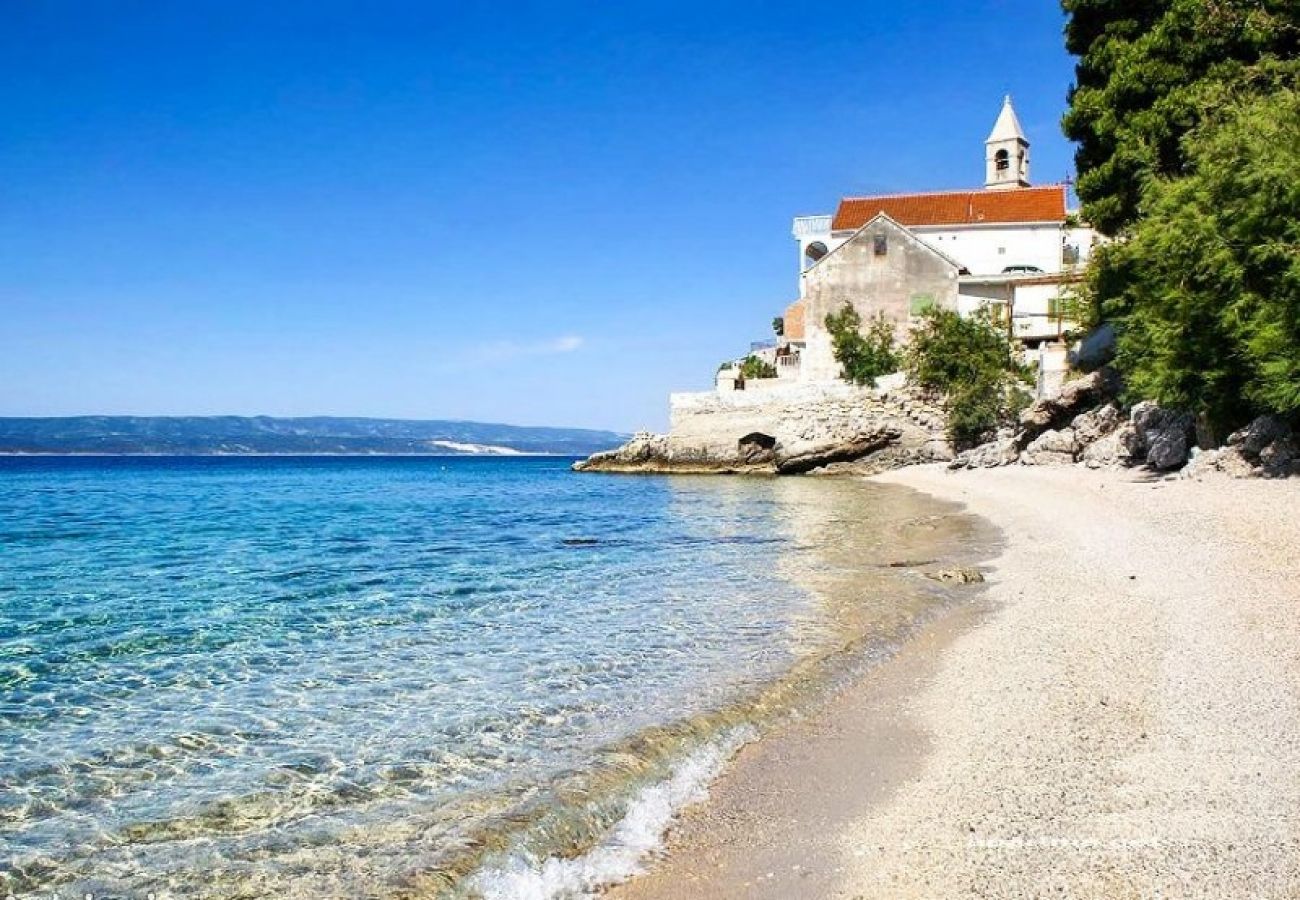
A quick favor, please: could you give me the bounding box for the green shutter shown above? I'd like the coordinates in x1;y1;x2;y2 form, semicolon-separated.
909;293;936;316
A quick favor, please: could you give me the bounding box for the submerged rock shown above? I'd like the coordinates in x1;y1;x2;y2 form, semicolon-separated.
925;567;986;584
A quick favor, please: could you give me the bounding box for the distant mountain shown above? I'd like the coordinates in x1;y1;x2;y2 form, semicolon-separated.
0;416;628;457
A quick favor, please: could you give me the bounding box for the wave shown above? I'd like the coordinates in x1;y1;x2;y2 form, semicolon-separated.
468;728;753;900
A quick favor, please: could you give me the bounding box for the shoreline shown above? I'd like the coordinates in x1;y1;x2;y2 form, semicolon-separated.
606;465;1300;898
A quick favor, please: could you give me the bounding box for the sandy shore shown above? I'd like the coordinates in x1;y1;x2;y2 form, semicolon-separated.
609;465;1300;899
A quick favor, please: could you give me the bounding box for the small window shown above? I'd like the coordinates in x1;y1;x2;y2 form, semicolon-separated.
873;234;888;256
997;246;1006;255
910;294;935;316
995;149;1010;172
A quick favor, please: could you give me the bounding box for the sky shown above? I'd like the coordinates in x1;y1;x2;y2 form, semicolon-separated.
0;1;1080;433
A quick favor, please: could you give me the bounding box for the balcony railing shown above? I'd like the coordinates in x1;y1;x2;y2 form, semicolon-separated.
792;215;833;238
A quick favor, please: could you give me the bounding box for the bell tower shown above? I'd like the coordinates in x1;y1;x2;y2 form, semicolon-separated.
985;95;1030;191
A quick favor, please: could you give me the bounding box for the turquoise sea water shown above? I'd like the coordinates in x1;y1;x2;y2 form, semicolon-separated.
0;457;961;899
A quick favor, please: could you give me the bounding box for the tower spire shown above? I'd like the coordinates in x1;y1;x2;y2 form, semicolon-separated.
985;95;1030;190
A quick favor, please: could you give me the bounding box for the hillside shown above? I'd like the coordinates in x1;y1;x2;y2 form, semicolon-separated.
0;416;627;456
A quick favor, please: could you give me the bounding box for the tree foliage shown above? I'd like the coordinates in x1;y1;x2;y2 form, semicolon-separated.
738;354;777;380
1062;0;1298;235
823;305;900;386
1063;0;1300;433
905;309;1033;449
1098;85;1300;432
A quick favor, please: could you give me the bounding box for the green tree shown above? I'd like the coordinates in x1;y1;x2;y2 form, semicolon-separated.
905;308;1033;449
738;354;777;380
1061;0;1298;235
1100;85;1300;433
823;305;900;385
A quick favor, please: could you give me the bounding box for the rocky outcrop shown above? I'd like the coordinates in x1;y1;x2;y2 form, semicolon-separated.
1183;416;1298;479
952;368;1214;474
575;382;951;476
572;432;774;474
1015;368;1122;447
952;370;1124;470
773;425;902;475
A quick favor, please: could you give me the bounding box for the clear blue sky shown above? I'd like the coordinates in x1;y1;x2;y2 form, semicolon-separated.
0;1;1078;432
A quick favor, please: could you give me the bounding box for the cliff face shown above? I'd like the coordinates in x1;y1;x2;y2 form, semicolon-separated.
574;381;952;475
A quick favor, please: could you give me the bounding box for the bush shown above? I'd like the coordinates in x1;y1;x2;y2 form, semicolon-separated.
772;316;784;337
905;308;1032;448
738;354;777;380
824;305;900;385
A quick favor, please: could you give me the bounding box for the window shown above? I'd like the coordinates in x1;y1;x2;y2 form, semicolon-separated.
803;241;828;270
997;246;1006;255
873;234;888;256
910;294;935;315
994;149;1010;172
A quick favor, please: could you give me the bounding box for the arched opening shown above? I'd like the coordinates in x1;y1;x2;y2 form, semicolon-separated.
994;149;1010;173
803;241;828;270
737;432;777;464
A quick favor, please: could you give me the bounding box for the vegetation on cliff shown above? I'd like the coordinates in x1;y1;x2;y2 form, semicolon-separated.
905;309;1033;450
1062;0;1300;437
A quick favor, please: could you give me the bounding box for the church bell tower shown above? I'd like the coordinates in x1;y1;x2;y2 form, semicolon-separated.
985;95;1030;191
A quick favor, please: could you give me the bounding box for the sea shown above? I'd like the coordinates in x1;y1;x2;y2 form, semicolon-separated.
0;456;980;899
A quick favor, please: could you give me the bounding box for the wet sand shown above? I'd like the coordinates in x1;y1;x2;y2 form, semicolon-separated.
608;466;1300;899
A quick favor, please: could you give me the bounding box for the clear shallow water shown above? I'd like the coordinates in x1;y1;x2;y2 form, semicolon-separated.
0;457;963;899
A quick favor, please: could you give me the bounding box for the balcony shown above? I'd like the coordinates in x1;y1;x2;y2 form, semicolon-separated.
792;215;833;238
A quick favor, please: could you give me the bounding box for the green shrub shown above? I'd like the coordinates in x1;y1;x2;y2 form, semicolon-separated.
905;308;1032;449
772;316;784;337
824;305;900;385
738;355;777;380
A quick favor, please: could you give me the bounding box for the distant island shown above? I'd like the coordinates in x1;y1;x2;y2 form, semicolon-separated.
0;416;628;456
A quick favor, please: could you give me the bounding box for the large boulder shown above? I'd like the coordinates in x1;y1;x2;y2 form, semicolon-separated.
1080;422;1145;469
1021;428;1078;466
1072;403;1122;448
949;428;1020;469
774;426;902;475
1068;322;1117;372
1184;416;1298;479
1131;402;1196;471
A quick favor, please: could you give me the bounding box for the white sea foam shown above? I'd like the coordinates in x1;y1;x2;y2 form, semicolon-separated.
469;727;755;900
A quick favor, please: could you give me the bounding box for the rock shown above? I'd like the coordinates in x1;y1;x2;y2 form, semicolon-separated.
1228;415;1292;457
925;567;986;584
1017;368;1121;443
950;436;1020;469
1131;402;1196;471
1068;322;1117;372
1020;428;1078;466
1145;428;1191;470
1029;428;1078;455
1186;416;1297;479
1072;403;1121;447
773;426;901;475
1021;449;1076;467
1080;422;1145;469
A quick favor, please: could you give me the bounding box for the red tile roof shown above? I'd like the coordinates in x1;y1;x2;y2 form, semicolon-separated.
832;185;1067;231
